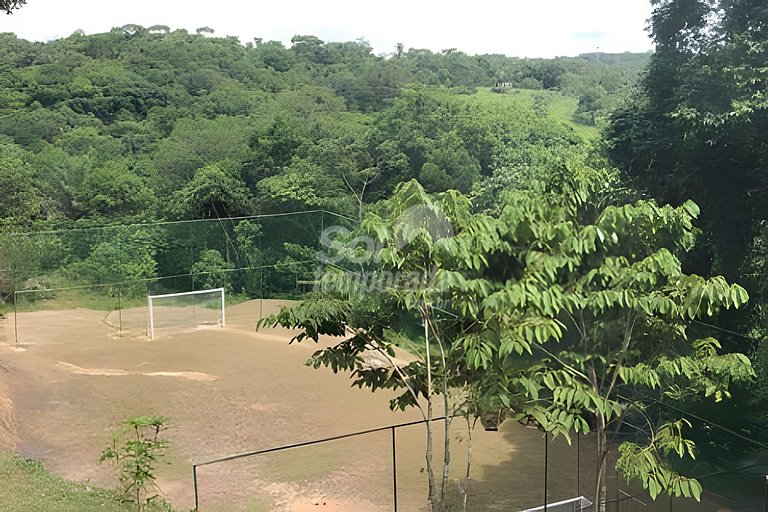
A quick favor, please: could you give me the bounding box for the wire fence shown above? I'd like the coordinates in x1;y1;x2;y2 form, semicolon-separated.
0;210;356;344
9;261;328;344
0;210;354;303
2;211;765;511
190;416;598;512
189;416;768;512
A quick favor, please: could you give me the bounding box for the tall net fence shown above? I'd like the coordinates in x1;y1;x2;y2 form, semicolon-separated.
0;210;356;344
192;417;601;512
191;416;767;512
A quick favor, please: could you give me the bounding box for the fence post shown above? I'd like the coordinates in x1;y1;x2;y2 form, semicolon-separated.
118;288;122;336
193;464;199;511
544;433;548;511
13;290;18;346
258;234;263;323
148;295;154;341
192;275;196;322
258;266;264;322
391;426;398;512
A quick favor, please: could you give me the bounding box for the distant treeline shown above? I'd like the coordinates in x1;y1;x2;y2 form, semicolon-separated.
0;27;645;230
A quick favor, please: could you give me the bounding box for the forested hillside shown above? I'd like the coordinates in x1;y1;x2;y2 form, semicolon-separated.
0;27;647;229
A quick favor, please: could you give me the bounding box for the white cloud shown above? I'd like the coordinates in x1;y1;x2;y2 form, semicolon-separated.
0;0;653;57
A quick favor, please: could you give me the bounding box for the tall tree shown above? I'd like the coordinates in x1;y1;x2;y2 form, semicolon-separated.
607;0;768;280
264;170;753;511
1;0;25;14
488;168;754;510
169;163;252;219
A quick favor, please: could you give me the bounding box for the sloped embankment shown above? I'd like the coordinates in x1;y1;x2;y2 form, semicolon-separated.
0;316;18;450
0;375;18;450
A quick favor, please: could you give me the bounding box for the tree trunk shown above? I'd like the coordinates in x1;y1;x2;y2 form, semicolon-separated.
594;415;608;512
461;415;473;512
440;412;452;508
588;359;609;512
425;400;436;512
423;314;437;512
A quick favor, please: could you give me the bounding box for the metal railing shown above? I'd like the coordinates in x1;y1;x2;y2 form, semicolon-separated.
191;416;449;511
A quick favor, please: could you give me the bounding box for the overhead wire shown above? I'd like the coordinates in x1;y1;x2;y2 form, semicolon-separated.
211;201;243;265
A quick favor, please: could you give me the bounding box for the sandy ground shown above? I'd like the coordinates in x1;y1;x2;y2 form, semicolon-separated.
0;300;735;512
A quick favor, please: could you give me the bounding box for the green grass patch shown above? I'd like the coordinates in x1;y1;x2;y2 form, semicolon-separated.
477;88;600;140
264;443;344;483
9;287;258;315
0;450;165;512
209;499;269;512
13;287;144;313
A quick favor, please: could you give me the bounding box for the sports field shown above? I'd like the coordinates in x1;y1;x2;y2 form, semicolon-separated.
0;300;733;511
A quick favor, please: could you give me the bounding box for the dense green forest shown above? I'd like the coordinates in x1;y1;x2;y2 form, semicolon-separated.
605;0;768;454
2;0;768;510
0;26;647;304
0;26;646;228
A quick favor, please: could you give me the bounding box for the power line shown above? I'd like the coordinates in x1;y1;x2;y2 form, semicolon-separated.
693;319;760;342
633;395;768;450
1;210;338;237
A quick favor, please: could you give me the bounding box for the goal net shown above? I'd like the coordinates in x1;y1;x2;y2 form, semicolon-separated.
147;288;225;340
522;496;592;512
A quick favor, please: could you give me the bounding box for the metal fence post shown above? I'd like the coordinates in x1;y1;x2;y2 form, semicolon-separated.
392;426;398;512
191;275;196;321
193;464;199;511
544;433;548;511
258;234;263;323
13;290;18;346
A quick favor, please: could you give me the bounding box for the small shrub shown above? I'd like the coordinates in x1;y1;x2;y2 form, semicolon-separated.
100;415;171;512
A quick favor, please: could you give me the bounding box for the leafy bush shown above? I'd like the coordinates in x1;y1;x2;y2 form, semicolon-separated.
100;416;171;512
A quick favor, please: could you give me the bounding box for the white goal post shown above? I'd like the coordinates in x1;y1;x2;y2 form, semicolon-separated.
147;288;226;340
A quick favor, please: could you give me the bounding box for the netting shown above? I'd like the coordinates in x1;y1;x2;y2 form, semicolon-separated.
0;210;349;293
194;429;393;512
0;210;356;344
148;288;224;339
193;418;603;512
192;416;763;512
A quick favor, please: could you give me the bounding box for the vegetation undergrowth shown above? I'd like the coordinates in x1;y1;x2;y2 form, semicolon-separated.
0;450;169;512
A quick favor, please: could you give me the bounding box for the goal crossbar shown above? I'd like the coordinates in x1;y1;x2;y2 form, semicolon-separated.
148;287;225;340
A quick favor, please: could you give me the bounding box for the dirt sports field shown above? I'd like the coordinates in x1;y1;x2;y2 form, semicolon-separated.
0;300;733;511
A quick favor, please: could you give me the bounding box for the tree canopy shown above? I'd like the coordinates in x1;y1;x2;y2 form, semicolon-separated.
1;0;25;14
265;169;753;511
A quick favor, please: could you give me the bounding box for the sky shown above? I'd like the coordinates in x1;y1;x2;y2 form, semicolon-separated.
0;0;654;57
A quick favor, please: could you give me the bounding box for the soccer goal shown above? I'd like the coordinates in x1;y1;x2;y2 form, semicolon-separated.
147;288;226;340
522;496;592;512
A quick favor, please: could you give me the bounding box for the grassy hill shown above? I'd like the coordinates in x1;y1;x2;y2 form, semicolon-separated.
479;88;600;140
0;451;164;512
